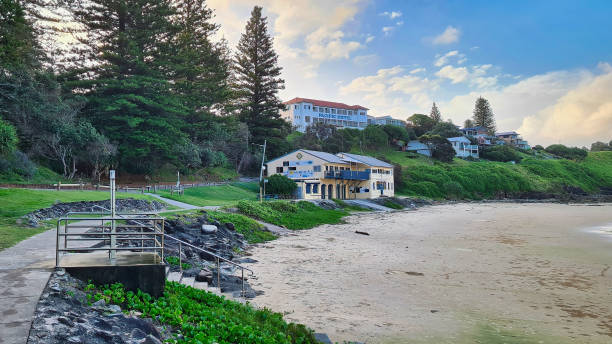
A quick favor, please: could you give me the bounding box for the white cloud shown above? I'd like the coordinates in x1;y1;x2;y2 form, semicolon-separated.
305;28;363;61
380;11;402;19
353;54;378;66
382;26;394;35
440;66;612;146
434;50;459;67
365;34;375;43
410;67;426;74
436;65;469;83
518;66;612;146
396;21;404;26
432;26;460;45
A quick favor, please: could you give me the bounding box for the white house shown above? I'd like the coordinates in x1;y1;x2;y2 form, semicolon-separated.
281;97;369;132
448;136;479;158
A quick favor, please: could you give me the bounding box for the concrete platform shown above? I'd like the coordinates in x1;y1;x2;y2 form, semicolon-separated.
59;251;162;267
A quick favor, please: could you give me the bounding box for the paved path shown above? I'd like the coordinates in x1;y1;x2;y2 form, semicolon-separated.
145;193;217;210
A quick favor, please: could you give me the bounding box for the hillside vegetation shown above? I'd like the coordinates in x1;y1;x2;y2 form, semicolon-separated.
380;151;612;199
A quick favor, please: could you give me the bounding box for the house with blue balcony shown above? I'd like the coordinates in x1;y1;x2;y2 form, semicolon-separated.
448;136;479;158
265;149;394;200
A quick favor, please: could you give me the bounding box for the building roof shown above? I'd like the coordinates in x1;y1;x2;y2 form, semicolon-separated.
284;97;369;111
496;131;518;136
448;136;471;142
301;150;347;164
461;126;488;131
337;152;393;168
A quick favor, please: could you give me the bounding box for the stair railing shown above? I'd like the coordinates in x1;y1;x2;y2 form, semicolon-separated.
87;205;254;297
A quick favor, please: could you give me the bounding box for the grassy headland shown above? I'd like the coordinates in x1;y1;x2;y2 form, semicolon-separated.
377;150;612;199
0;188;166;250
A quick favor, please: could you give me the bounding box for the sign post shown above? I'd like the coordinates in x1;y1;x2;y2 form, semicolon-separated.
110;170;116;263
259;140;267;202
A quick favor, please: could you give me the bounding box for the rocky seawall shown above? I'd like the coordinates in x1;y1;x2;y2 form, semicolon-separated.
24;199;166;227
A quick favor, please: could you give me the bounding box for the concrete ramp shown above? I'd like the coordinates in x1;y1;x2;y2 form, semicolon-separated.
344;199;394;211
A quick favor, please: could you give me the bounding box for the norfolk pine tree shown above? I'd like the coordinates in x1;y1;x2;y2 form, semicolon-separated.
472;97;496;134
429;102;442;122
233;6;289;157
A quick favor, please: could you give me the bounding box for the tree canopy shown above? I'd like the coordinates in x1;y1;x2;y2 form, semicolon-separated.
429;102;442;122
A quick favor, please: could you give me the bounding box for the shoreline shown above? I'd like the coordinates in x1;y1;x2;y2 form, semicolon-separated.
244;202;612;343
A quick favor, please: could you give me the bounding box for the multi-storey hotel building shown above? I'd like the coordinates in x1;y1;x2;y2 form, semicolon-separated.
281;97;369;132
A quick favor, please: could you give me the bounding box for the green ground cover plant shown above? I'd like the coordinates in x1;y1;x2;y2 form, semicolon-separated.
165;256;192;270
207;210;277;243
0;189;165;250
155;183;258;207
86;282;317;344
236;200;348;230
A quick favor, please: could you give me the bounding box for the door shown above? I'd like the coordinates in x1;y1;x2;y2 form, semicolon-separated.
336;184;340;200
321;184;326;199
328;184;333;199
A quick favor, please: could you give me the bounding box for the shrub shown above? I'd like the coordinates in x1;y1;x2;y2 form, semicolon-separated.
11;151;37;178
268;200;298;213
545;144;588;160
266;174;297;196
443;181;464;199
481;145;522;163
0;118;18;156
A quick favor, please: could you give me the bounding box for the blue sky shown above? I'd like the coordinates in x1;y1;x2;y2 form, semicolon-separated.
209;0;612;146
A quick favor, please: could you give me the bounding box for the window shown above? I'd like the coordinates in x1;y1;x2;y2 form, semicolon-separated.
313;184;319;193
348;110;352;115
283;161;289;166
332;109;336;114
313;106;318;112
325;108;330;113
294;105;298;109
276;167;283;173
305;116;310;122
313;165;321;172
289;167;296;171
306;184;311;194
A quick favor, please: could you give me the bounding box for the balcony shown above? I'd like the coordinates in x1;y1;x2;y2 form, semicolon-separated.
324;170;370;181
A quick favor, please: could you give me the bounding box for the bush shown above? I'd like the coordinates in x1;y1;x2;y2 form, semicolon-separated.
419;134;455;162
443;181;464;199
545;144;588;160
0;118;18;156
266;174;297;196
533;145;544;151
481;145;522;163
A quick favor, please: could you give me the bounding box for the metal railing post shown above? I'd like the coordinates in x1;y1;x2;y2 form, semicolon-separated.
217;257;221;290
179;242;182;272
241;269;245;297
55;221;60;267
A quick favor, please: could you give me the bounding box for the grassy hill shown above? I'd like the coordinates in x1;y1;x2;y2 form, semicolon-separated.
375;150;612;200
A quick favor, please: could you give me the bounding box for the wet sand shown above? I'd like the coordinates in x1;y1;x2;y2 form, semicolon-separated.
245;203;612;343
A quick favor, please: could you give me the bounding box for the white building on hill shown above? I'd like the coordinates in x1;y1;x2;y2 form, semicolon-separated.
281;97;369;132
367;115;406;127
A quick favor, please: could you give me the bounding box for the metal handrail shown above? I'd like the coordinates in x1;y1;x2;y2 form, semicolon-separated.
88;205;254;296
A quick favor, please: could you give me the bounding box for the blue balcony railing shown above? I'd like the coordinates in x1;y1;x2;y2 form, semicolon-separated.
324;170;370;180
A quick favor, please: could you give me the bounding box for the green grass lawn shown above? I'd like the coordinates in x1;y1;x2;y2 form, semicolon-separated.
0;188;166;250
155;183;258;207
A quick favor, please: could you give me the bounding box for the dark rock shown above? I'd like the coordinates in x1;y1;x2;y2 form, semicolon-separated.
57;316;73;327
130;328;147;340
314;333;333;344
195;269;212;282
142;334;163;344
225;222;235;231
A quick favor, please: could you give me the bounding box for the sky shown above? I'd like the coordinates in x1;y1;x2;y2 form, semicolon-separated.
208;0;612;147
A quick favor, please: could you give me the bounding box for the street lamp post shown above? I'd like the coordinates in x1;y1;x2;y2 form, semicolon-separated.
253;140;267;202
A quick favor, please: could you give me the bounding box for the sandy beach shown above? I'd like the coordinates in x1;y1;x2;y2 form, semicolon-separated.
245;203;612;343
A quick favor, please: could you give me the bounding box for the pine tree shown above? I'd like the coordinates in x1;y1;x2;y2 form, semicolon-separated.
429;102;442;122
233;6;288;156
463;119;474;128
64;0;189;173
472;97;496;134
0;0;43;69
